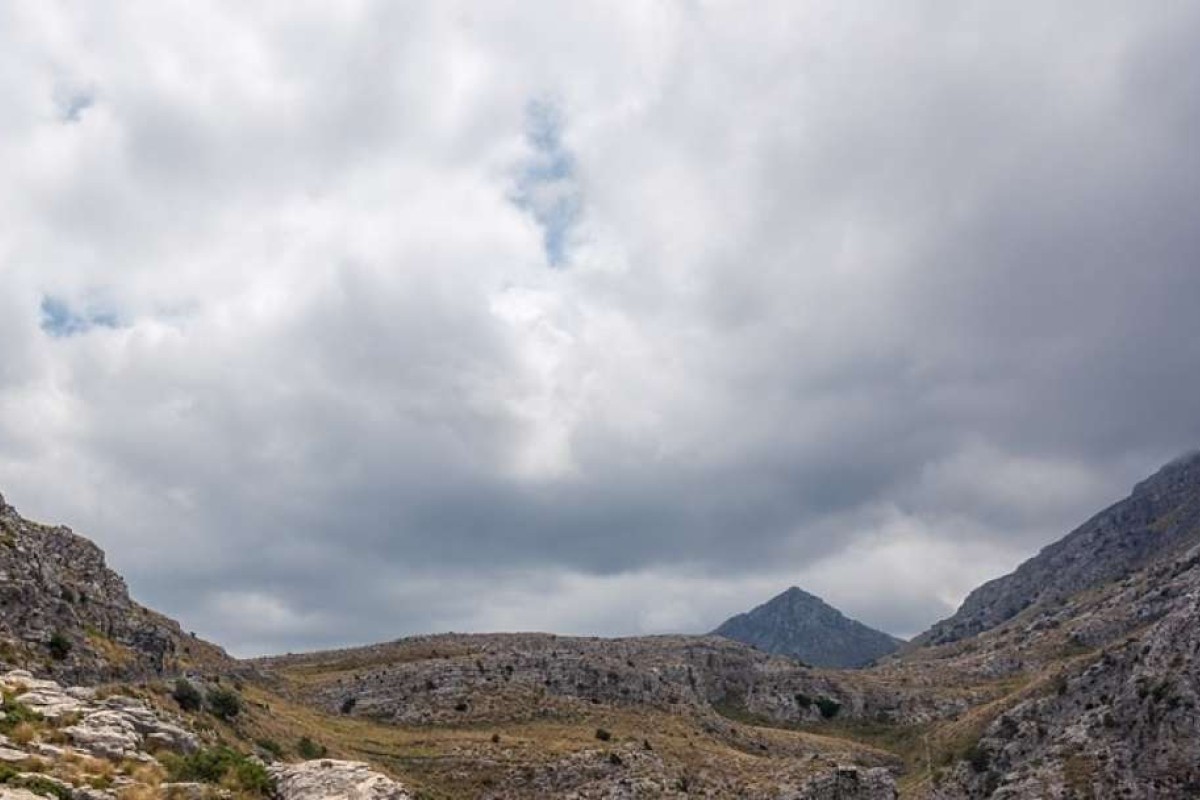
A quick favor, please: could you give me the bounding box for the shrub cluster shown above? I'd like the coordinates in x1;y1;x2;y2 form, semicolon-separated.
161;746;273;795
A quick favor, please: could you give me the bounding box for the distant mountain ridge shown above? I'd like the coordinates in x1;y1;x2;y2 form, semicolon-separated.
918;449;1200;646
712;586;902;668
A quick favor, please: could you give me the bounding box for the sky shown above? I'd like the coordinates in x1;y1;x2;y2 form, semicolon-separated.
2;2;1200;656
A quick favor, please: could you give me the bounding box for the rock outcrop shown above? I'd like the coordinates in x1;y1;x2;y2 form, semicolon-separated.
0;670;200;761
269;760;414;800
713;586;902;668
0;492;229;683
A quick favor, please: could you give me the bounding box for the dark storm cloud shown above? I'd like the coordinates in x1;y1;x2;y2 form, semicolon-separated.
1;2;1199;653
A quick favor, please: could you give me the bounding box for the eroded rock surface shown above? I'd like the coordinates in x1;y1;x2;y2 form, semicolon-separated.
269;759;413;800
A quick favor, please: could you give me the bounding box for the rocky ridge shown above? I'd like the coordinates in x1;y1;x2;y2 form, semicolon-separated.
919;451;1200;646
713;586;903;668
252;632;972;730
0;494;229;684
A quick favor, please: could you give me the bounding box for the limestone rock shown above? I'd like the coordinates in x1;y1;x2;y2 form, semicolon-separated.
64;709;142;759
0;746;28;763
0;789;46;800
269;760;414;800
14;685;86;719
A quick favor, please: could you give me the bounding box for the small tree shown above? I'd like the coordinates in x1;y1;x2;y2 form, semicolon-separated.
173;679;204;712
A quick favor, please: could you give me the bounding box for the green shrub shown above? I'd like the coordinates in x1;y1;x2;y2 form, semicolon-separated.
162;746;272;795
595;728;612;742
47;632;72;661
173;679;204;712
207;686;242;721
0;695;42;733
297;736;327;759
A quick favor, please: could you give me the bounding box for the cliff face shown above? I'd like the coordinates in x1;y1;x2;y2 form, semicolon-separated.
919;451;1200;647
713;586;902;668
930;540;1200;798
0;492;229;683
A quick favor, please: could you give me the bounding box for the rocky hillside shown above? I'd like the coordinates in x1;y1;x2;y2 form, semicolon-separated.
252;631;977;730
0;667;413;799
919;451;1200;646
0;493;229;684
713;587;903;668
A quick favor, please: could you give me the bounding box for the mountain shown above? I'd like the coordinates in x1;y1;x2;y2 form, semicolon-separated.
0;491;230;683
712;586;903;668
919;450;1200;646
7;450;1200;798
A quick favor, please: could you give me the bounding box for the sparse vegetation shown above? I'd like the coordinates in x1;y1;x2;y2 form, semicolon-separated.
0;694;42;733
161;746;273;795
297;735;327;759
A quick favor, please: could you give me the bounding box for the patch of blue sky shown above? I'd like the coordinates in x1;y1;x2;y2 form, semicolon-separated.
512;99;583;268
53;85;95;124
40;296;121;338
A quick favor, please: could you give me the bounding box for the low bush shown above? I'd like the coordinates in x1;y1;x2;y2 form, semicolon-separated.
172;679;204;713
161;746;272;795
297;736;327;759
206;686;242;721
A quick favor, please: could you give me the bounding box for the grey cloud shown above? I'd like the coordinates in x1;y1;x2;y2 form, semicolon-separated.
1;2;1199;654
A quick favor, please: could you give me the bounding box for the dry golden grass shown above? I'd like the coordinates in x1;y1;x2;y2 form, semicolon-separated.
221;680;894;799
115;785;160;800
9;720;37;745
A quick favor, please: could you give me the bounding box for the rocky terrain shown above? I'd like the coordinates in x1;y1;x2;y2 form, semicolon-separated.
0;494;229;685
713;586;903;668
5;450;1200;797
0;666;413;800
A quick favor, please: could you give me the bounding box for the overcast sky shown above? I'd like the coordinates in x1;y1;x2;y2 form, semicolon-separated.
2;2;1199;656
